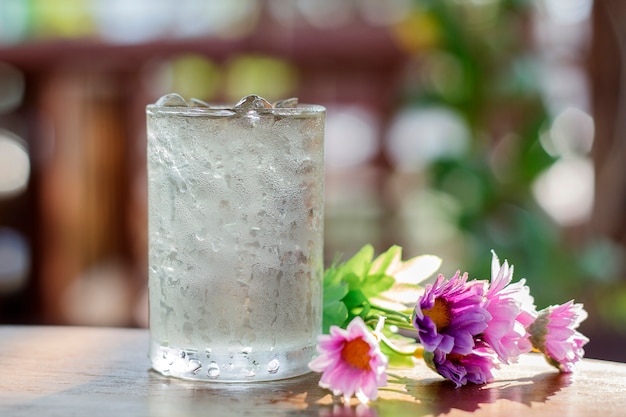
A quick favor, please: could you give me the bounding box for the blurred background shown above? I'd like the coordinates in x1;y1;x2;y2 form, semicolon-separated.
0;0;624;362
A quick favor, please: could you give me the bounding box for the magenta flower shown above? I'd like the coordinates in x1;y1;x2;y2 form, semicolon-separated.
482;251;536;364
423;342;499;388
413;271;491;355
309;317;388;404
528;300;589;373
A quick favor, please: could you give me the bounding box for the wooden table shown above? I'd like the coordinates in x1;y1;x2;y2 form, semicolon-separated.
0;326;624;416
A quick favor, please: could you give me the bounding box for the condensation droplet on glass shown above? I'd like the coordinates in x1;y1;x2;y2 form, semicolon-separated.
161;348;174;366
187;359;202;375
267;359;280;374
209;238;222;252
207;361;220;379
195;227;208;241
245;368;256;378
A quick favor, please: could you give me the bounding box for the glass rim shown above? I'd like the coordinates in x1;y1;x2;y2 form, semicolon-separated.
146;103;326;117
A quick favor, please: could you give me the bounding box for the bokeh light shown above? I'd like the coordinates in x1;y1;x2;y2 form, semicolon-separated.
532;157;594;226
169;0;261;39
295;0;354;29
541;107;594;157
357;0;412;27
0;0;29;44
148;55;221;102
223;55;298;103
325;106;379;168
31;0;94;40
91;0;173;43
0;130;30;199
0;228;30;294
386;106;470;171
542;0;593;25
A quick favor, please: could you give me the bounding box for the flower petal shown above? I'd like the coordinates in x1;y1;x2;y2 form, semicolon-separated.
308;317;388;404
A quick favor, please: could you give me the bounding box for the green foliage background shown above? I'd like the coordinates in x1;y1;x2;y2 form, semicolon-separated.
380;0;626;359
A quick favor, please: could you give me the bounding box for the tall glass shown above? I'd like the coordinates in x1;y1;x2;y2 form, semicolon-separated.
146;94;325;381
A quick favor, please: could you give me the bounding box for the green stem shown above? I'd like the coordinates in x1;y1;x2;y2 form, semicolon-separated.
378;333;421;357
366;316;413;332
386;318;415;331
368;304;413;324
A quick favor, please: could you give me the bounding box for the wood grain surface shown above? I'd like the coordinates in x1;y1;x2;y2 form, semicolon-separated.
0;326;624;417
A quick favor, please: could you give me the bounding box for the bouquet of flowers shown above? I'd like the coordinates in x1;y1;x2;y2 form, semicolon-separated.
309;245;589;404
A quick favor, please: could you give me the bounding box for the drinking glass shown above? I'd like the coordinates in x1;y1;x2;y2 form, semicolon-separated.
146;94;325;381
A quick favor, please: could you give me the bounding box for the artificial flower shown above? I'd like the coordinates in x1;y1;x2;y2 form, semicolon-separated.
528;300;589;373
309;316;388;404
317;245;591;399
413;271;491;355
482;251;536;364
423;341;499;388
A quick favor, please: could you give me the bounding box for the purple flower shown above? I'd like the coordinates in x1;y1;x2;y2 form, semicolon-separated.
528;300;589;373
309;317;388;404
413;271;491;355
423;343;499;388
483;251;536;364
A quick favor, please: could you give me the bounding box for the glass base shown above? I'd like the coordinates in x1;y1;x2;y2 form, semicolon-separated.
149;341;315;382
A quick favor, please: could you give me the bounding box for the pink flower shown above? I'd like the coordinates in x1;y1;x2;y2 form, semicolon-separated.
309;317;388;404
528;300;589;373
413;271;491;355
483;251;536;364
423;341;499;388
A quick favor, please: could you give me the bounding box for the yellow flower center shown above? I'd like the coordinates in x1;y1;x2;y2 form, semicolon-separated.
341;337;372;371
423;298;451;330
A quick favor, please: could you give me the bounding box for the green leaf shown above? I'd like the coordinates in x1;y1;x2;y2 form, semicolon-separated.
343;245;397;299
321;244;418;335
343;244;375;281
360;273;395;299
344;272;365;291
322;300;348;333
343;289;369;309
350;303;372;321
323;264;344;289
323;272;349;302
371;245;402;275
